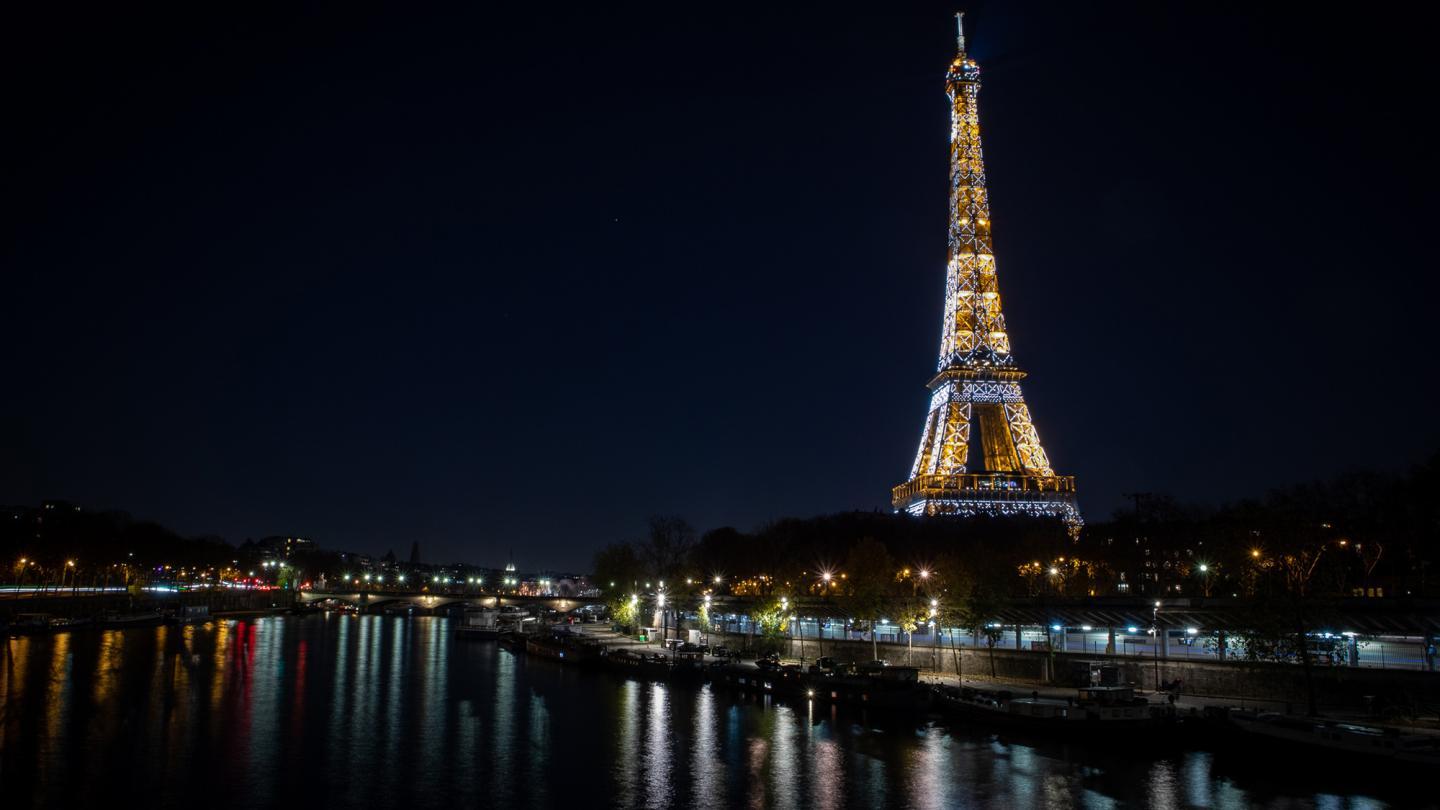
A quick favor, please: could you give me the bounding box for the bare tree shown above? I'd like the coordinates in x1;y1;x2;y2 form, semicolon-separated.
635;515;696;582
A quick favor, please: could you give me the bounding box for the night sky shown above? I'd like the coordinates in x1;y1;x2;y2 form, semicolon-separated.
3;3;1436;570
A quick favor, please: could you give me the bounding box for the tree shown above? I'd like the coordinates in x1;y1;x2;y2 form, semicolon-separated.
593;543;644;593
837;538;895;662
635;515;695;582
593;542;645;629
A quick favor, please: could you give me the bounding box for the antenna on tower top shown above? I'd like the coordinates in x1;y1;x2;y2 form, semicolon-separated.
955;11;966;55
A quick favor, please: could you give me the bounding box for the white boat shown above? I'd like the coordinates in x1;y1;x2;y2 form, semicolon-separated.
457;609;501;639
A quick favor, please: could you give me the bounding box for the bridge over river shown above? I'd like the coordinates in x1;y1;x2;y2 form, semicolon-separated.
298;589;602;613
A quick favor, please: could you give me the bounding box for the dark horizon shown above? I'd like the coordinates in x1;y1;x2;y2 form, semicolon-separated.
4;3;1437;570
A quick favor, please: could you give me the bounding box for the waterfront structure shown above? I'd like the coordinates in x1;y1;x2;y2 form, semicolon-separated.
893;14;1081;531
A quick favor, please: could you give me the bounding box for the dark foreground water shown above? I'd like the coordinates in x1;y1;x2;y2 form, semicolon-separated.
0;615;1407;809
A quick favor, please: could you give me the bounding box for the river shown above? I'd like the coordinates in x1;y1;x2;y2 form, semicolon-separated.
0;615;1403;808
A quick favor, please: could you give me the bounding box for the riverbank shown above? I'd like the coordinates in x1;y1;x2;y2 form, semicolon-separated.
693;627;1440;727
571;626;1440;735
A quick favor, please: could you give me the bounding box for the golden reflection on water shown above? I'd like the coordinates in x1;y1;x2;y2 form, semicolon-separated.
44;631;70;748
0;637;31;751
210;619;230;716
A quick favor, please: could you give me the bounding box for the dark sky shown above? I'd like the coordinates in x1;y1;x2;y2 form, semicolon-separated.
3;3;1436;570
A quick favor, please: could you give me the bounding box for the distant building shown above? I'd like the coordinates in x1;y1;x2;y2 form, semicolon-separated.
259;535;316;559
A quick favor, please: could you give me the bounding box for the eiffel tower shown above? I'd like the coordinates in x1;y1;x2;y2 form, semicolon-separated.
892;13;1081;532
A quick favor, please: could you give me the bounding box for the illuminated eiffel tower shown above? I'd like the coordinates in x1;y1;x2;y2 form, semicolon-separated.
892;13;1081;532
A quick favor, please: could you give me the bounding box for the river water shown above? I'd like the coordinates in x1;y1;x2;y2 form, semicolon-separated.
0;615;1403;809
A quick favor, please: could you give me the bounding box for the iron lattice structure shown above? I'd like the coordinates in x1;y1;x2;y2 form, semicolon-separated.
893;14;1081;532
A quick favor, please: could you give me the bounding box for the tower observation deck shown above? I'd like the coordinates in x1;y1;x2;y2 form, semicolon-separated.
893;13;1081;532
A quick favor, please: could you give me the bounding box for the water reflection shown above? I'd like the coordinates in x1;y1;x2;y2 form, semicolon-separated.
0;616;1404;809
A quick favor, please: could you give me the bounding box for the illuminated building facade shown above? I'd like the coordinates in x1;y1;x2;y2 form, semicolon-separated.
893;14;1081;532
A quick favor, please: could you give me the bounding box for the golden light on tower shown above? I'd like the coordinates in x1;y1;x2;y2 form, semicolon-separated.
892;13;1081;532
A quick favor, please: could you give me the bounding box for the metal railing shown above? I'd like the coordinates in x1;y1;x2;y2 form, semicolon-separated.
892;473;1077;504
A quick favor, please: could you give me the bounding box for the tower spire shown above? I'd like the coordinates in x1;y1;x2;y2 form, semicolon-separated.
955;11;966;56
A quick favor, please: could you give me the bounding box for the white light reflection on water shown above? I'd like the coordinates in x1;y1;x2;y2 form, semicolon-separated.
527;676;551;807
1146;759;1181;809
806;706;842;810
768;704;799;810
492;630;517;807
613;677;640;808
690;685;722;810
904;726;955;810
643;680;674;807
246;618;283;807
384;616;406;790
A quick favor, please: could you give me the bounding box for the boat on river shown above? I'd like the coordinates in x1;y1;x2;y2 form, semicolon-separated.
526;632;602;665
456;609;501;639
713;660;933;712
934;684;1173;736
167;605;211;625
99;611;164;628
1229;710;1440;764
8;613;91;634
